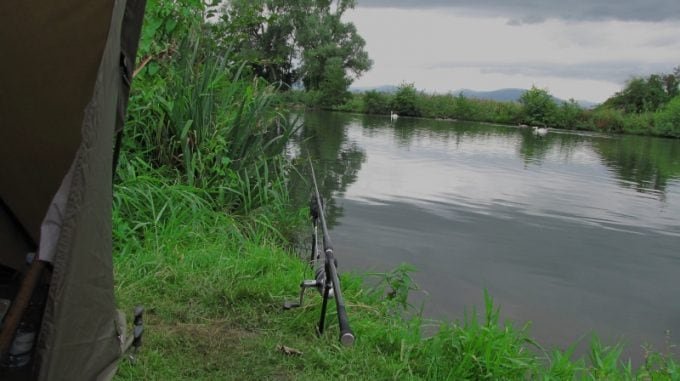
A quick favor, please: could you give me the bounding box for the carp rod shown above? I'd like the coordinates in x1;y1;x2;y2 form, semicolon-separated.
284;158;354;346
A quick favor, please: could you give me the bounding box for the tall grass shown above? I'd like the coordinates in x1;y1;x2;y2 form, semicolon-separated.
124;35;300;219
113;190;680;379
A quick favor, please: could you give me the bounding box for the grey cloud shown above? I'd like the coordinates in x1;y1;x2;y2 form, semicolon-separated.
357;0;680;23
428;61;679;83
645;35;680;47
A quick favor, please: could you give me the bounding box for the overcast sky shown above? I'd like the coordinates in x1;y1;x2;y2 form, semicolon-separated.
346;1;680;102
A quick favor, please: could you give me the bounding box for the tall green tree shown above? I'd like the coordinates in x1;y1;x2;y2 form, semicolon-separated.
219;0;372;104
316;57;352;107
604;69;680;113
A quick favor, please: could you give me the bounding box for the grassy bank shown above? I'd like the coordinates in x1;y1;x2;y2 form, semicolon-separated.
111;172;679;380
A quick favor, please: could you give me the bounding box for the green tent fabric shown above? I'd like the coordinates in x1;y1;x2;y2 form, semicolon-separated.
0;0;146;379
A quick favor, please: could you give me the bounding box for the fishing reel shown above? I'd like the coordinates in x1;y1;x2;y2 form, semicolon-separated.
283;162;354;345
283;194;334;310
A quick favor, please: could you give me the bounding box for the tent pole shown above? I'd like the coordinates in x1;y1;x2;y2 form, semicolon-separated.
0;259;46;360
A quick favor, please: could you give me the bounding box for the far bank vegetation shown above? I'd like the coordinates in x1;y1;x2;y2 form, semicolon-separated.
282;68;680;138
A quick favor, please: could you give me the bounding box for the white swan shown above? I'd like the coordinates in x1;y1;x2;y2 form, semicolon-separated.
533;126;548;137
390;111;399;121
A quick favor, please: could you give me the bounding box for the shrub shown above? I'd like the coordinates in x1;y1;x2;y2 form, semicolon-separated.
363;90;391;114
622;112;654;135
453;93;477;121
519;86;558;126
554;99;584;129
590;107;625;133
654;95;680;137
392;83;421;117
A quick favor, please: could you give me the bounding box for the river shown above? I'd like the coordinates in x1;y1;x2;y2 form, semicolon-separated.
292;110;680;362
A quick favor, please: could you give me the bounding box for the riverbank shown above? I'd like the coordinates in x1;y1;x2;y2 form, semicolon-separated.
111;172;679;380
115;3;678;378
277;87;680;138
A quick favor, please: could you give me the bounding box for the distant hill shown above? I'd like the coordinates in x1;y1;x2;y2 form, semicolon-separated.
457;88;527;102
349;86;598;108
350;85;398;94
457;88;598;108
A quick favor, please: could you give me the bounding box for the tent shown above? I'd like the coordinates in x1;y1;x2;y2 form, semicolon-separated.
0;0;146;379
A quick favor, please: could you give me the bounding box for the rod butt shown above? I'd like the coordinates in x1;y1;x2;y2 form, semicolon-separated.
340;332;355;346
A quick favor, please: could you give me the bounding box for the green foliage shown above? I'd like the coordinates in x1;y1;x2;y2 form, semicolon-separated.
219;0;372;106
589;107;626;133
622;111;655;135
336;90;522;125
453;93;477;121
392;83;421;117
332;91;364;113
605;71;680;113
316;57;352;107
368;264;419;312
487;100;523;124
655;95;680;137
409;291;537;380
553;99;584;129
362;90;391;115
330;85;680;138
519;86;558;126
125;35;299;215
415;93;457;119
215;0;297;85
137;0;206;60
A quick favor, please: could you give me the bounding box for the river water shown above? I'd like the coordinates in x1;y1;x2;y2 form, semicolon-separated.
292;111;680;361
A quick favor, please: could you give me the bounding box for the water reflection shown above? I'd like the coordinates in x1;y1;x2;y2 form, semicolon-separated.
292;111;680;361
594;135;680;195
516;129;592;166
295;111;680;233
290;112;366;226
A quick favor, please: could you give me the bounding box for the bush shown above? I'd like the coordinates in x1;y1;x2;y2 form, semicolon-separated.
519;86;558;126
654;95;680;137
453;93;477;121
622;112;654;135
334;92;364;113
363;90;391;114
554;99;584;129
489;100;523;124
417;93;456;119
589;107;625;132
392;83;421;117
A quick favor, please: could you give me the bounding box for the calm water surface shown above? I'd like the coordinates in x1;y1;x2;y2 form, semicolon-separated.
293;111;680;361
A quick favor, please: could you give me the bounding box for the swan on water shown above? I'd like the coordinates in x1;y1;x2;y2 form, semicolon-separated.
390;111;399;121
533;126;548;137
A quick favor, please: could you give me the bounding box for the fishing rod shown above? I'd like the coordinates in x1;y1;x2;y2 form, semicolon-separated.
284;158;354;346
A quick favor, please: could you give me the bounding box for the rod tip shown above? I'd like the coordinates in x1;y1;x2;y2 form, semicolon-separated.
340;332;355;346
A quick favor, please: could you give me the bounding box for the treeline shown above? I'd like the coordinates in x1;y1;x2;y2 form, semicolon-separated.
304;69;680;138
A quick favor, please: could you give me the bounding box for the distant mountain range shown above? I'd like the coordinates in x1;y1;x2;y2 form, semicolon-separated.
350;86;598;109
